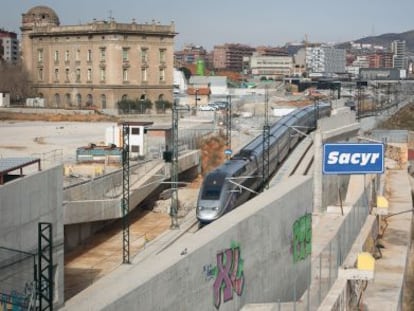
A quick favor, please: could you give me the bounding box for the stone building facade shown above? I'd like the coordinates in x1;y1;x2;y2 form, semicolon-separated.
21;6;176;112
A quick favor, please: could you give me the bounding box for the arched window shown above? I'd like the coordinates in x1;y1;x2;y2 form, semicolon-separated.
122;94;128;101
101;94;107;109
65;93;71;107
86;94;93;106
140;94;146;101
76;94;82;108
54;93;60;107
158;94;164;101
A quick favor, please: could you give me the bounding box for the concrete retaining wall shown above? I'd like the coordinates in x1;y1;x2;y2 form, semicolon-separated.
0;166;64;308
63;176;315;310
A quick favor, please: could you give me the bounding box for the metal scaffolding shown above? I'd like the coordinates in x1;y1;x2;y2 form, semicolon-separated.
38;222;53;311
122;123;130;264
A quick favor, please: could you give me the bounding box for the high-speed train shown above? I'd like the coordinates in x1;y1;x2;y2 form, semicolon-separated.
196;103;331;224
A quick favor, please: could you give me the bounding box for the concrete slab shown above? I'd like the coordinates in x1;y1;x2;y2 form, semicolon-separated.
362;169;412;309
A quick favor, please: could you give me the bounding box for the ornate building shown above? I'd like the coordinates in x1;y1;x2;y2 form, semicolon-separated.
21;6;176;112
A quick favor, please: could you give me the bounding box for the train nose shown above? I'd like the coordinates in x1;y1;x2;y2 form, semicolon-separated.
197;201;220;223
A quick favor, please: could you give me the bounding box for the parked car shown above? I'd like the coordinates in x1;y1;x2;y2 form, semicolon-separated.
199;105;216;111
344;100;356;111
209;101;228;110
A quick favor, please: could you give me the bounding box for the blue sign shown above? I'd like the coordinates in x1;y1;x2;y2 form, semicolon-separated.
224;149;232;155
323;143;384;174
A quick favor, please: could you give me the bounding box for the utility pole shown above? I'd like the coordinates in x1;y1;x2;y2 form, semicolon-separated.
122;123;130;263
192;88;199;116
262;86;270;190
169;99;189;229
225;95;232;159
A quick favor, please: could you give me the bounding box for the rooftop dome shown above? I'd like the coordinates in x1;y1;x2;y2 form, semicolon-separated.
22;6;60;26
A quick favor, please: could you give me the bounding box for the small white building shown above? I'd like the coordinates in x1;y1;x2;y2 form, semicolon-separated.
105;122;154;159
0;92;10;107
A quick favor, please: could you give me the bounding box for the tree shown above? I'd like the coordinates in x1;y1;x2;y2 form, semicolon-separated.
179;67;191;81
0;62;34;105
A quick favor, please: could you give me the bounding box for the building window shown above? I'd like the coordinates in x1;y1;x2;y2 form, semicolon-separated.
159;49;166;63
159;68;165;82
65;93;71;106
122;48;129;62
86;94;93;107
38;49;43;62
87;49;92;62
76;68;81;82
87;68;92;81
101;94;106;109
38;68;44;81
54;68;59;81
76;49;80;62
65;68;70;81
141;68;147;82
65;50;70;62
100;68;106;81
54;50;59;62
131;128;140;135
76;94;82;107
100;48;106;61
123;69;128;82
141;48;148;63
131;145;140;153
55;93;60;107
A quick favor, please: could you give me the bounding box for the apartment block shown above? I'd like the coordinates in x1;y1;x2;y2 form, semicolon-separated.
0;29;19;64
305;46;346;74
213;43;255;72
250;53;293;79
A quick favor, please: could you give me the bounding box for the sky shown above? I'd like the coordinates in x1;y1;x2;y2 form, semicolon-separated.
1;0;413;50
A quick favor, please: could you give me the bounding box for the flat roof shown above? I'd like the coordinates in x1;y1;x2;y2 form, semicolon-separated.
117;121;154;126
0;157;41;185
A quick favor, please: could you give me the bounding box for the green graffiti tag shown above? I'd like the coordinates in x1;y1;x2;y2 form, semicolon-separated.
292;213;312;262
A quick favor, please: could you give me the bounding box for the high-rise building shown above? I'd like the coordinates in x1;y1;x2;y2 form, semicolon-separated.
174;44;208;67
21;6;176;111
368;52;393;68
213;43;255;72
391;40;408;69
305;46;346;74
0;29;19;63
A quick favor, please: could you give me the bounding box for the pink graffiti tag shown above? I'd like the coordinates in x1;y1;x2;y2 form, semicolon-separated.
213;247;244;309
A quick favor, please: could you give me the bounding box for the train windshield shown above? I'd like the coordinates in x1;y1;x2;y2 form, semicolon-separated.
200;172;226;200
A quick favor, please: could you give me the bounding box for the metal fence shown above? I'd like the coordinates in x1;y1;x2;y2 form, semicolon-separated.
0;247;37;310
274;179;372;310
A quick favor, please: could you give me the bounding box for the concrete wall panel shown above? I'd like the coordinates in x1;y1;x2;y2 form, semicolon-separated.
63;176;315;310
0;165;64;308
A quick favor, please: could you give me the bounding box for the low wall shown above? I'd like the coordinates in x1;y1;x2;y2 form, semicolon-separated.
63;175;316;310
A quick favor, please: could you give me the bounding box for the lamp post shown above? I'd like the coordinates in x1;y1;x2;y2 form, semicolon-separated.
193;88;199;116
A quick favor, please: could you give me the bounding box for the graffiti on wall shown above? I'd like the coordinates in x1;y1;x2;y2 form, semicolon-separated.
292;213;312;262
202;241;245;309
0;290;29;311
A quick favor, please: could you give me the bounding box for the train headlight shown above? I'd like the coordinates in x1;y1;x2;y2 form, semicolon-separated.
213;206;219;211
198;206;203;211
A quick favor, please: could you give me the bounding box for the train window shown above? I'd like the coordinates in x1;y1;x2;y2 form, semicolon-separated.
201;188;221;200
201;173;226;200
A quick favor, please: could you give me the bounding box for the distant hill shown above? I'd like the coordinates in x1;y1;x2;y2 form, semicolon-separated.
337;30;414;52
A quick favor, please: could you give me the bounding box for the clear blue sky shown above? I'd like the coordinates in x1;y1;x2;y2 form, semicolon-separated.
2;0;413;50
